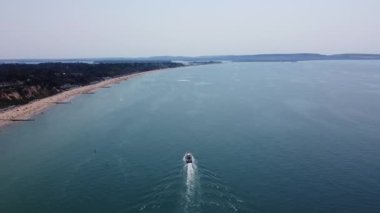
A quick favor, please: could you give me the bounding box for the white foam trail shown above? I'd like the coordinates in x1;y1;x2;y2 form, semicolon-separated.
183;154;200;212
186;163;196;198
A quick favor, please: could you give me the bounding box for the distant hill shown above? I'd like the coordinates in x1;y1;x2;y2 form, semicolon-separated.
140;53;380;62
1;54;380;64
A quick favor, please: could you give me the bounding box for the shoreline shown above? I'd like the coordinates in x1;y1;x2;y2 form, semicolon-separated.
0;71;153;128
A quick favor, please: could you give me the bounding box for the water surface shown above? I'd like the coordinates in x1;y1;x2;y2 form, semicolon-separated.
1;61;380;212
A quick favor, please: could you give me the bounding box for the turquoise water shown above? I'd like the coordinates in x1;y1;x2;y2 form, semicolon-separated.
1;61;380;212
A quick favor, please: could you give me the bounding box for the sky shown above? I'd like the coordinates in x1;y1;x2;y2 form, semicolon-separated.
0;0;379;59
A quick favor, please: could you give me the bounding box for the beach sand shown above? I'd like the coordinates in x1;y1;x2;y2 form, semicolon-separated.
0;72;146;128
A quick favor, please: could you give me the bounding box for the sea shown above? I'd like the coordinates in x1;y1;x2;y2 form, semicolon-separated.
1;61;380;213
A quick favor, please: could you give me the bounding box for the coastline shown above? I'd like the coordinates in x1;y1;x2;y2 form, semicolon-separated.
0;71;150;128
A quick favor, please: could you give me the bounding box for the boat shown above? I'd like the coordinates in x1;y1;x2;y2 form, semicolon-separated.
185;152;193;164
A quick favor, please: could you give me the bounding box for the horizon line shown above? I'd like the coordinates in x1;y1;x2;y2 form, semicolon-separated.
1;52;380;61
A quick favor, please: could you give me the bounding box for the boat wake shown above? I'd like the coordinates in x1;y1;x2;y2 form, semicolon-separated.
127;153;248;212
182;153;201;212
182;153;249;212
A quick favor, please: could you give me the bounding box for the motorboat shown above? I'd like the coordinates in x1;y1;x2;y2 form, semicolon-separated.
185;152;193;164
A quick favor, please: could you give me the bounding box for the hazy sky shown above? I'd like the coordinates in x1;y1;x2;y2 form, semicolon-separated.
0;0;379;59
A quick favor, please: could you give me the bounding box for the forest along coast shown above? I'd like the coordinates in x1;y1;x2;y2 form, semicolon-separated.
0;61;184;127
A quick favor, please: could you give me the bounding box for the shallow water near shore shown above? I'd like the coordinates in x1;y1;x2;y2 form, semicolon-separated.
1;61;380;212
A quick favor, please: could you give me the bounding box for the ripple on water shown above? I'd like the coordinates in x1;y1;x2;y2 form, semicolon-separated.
124;155;250;213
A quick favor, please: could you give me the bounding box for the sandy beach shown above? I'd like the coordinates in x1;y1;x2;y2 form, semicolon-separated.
0;72;147;128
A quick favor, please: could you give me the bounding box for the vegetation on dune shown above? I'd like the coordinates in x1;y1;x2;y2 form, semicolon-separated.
0;62;184;109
